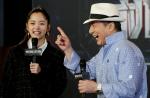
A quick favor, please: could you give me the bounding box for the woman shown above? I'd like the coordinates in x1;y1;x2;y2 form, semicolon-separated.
2;7;67;98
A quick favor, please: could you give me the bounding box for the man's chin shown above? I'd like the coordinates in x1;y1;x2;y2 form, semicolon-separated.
96;42;102;46
97;41;105;46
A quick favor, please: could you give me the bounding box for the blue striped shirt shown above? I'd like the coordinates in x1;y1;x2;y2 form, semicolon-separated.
64;31;147;98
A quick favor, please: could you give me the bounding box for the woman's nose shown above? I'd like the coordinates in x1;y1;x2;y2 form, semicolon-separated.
34;24;40;29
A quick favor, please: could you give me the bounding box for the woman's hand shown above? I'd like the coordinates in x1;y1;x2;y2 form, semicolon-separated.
30;62;41;74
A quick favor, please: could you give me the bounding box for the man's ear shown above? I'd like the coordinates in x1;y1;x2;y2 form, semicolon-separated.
108;22;115;32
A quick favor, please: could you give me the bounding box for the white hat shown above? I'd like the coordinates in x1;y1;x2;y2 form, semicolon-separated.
83;3;125;24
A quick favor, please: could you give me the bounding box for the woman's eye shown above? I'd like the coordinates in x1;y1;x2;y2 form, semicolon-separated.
40;23;45;25
30;22;35;25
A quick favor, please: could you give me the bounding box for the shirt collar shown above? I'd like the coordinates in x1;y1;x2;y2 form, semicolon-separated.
105;31;126;45
27;38;48;55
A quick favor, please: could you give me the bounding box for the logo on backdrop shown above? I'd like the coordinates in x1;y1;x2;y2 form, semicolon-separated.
118;0;150;39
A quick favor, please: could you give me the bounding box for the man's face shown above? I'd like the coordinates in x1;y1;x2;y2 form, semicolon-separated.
88;21;109;46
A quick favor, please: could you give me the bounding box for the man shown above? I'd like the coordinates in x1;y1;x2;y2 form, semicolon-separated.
55;3;147;98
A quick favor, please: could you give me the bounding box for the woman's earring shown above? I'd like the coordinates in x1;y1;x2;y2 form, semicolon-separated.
25;29;30;38
46;32;50;37
27;33;30;38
